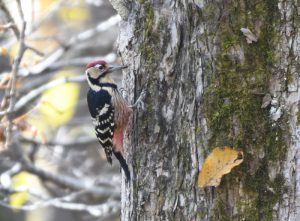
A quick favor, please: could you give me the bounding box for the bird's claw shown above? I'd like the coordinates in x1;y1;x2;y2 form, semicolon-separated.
129;89;146;110
119;87;127;97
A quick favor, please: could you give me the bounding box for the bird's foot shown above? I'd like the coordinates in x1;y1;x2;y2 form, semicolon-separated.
129;89;146;110
119;87;128;97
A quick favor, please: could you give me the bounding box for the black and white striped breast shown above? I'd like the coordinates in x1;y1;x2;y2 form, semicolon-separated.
87;89;115;156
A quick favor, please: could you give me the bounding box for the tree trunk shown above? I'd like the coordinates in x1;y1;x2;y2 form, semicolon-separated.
113;0;300;220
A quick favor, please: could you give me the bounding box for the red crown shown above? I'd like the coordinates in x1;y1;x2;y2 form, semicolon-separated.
86;60;107;68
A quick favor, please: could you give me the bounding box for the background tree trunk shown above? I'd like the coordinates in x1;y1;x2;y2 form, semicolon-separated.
113;0;300;220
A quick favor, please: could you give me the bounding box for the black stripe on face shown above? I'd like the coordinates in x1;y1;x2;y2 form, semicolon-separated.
87;72;117;89
88;75;99;85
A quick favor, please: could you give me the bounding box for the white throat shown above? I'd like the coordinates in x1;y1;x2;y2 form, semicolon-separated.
86;70;101;92
88;80;101;92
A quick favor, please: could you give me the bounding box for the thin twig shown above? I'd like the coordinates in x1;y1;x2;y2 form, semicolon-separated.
31;0;35;26
30;0;68;33
0;0;21;114
0;75;85;117
48;53;117;70
0;198;120;217
20;135;97;147
22;160;119;197
26;45;45;57
18;15;121;77
5;0;27;149
0;185;47;200
16;0;25;21
0;22;16;32
0;0;20;38
0;163;22;188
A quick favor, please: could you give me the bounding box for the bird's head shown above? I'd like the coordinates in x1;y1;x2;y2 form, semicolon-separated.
85;60;127;91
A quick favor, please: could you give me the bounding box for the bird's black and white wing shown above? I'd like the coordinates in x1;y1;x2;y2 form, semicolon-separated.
94;103;115;163
87;89;115;164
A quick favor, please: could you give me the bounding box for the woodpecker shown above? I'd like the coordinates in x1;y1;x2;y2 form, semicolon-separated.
85;60;131;181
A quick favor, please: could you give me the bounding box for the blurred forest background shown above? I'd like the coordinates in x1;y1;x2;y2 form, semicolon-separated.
0;0;123;220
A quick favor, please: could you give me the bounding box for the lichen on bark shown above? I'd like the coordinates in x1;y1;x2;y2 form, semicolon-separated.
202;0;291;220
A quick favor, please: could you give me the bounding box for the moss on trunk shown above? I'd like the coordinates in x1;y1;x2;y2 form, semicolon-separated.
202;1;290;220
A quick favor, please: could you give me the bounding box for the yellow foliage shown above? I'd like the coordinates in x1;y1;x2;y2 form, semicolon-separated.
0;47;7;56
59;6;88;24
40;0;56;13
9;172;29;206
198;147;244;188
38;71;80;127
59;0;89;25
25;70;80;143
39;0;88;23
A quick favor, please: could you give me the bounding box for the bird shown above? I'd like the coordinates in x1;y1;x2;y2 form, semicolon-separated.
85;60;131;181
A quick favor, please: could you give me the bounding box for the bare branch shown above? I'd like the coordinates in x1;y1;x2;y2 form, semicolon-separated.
0;0;20;38
0;75;85;117
0;198;120;217
0;22;16;32
0;163;22;188
0;187;119;217
20;135;97;148
4;0;27;149
19;15;121;77
30;0;68;33
0;185;47;200
48;53;117;70
16;0;25;21
26;45;45;57
22;160;119;197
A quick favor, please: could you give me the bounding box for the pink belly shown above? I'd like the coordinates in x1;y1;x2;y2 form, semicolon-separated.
113;128;125;153
112;104;132;154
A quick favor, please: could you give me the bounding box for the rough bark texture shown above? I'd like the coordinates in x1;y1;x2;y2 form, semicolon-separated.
113;0;300;220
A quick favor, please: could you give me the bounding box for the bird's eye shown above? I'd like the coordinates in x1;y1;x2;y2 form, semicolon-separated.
98;65;104;71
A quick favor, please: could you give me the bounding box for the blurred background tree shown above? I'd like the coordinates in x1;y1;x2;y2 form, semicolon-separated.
0;0;124;220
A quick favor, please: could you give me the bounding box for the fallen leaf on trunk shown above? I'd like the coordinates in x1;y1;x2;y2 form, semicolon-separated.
198;146;244;188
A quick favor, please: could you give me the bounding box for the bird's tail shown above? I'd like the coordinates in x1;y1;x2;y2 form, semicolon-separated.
105;151;113;165
113;152;131;182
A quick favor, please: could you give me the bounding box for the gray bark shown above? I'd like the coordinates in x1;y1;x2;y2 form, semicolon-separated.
113;0;300;220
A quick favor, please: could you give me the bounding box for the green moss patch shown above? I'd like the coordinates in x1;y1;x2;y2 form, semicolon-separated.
201;0;289;220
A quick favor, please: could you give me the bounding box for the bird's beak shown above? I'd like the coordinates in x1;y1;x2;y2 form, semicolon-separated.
107;64;128;73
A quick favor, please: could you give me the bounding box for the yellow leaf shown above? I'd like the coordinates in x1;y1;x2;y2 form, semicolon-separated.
59;0;89;25
9;172;29;206
38;70;80;127
0;47;7;56
198;146;244;188
25;70;80;143
59;6;88;23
